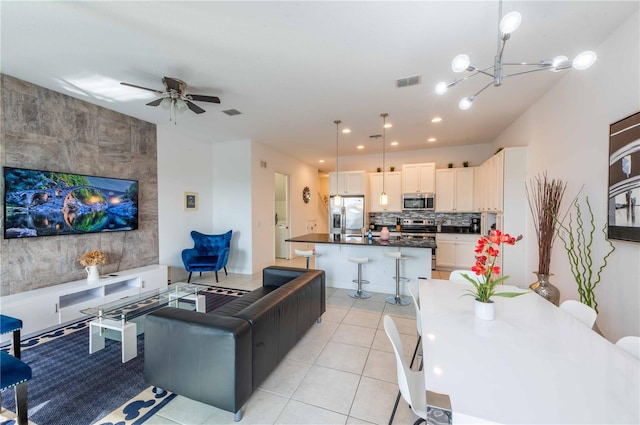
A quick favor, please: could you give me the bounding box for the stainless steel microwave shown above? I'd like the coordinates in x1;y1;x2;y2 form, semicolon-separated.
402;193;435;210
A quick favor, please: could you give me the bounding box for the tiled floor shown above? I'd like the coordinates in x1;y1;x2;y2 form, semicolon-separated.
147;261;451;425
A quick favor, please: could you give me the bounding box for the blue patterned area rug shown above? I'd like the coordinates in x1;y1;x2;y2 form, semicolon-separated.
1;286;248;425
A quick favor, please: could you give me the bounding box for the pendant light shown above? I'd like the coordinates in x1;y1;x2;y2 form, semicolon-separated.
333;120;342;206
380;113;389;206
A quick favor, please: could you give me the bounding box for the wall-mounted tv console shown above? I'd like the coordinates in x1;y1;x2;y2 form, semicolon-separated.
0;265;168;343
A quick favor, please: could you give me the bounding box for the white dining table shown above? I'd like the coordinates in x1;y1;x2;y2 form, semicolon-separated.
419;278;640;424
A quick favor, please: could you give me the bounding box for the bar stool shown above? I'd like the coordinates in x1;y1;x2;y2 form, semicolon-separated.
384;251;411;306
348;257;371;299
294;249;318;269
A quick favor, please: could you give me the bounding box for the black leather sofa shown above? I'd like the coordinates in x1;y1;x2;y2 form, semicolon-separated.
144;266;326;421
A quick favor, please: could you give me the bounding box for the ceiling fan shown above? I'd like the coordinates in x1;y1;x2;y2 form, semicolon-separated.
120;77;220;121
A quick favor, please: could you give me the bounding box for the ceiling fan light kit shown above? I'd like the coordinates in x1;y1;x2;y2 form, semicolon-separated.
120;76;221;124
435;0;597;110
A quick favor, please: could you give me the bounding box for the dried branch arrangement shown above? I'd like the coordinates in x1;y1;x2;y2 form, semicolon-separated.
79;250;106;267
526;173;567;275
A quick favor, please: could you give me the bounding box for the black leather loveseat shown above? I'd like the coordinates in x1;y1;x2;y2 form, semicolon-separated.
144;266;326;421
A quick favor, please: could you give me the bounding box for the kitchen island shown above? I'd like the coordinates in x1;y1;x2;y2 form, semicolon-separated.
286;233;434;296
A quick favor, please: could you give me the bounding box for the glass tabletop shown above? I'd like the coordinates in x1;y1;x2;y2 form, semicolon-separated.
80;282;207;322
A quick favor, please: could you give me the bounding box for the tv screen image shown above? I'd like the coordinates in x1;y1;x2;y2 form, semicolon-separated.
4;167;138;239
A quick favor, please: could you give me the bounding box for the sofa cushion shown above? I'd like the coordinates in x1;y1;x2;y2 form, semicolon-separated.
212;287;277;317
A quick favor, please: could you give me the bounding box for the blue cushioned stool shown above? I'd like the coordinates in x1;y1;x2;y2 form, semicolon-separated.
1;314;23;358
1;351;32;425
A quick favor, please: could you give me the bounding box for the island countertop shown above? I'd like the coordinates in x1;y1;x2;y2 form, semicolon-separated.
286;233;436;249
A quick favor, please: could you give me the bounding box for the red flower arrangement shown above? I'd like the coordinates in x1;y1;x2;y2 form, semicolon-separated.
462;230;526;303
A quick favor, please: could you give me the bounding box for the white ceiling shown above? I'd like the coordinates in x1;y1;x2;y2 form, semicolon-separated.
2;1;637;171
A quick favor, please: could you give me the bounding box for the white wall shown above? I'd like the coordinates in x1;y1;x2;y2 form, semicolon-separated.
251;142;322;273
492;11;640;341
157;125;215;281
211;139;254;275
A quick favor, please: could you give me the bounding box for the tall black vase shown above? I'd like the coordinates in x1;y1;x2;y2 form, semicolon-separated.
529;272;560;306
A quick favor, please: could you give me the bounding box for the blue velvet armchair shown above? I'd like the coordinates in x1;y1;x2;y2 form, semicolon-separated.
181;230;232;283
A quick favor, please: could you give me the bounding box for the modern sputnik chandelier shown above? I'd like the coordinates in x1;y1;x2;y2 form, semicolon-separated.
435;0;596;110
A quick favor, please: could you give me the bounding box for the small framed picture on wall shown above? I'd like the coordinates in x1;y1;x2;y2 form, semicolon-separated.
184;192;198;211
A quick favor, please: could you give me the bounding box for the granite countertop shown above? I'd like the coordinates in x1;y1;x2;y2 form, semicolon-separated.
286;233;436;249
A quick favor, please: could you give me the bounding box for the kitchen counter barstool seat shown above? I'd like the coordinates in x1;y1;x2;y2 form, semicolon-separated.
294;249;319;269
384;251;411;306
348;257;371;299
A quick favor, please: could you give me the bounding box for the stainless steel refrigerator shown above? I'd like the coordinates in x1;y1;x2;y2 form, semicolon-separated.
329;195;365;235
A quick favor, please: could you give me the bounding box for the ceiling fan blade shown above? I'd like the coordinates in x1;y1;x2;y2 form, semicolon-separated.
163;77;182;93
186;94;221;104
120;82;164;95
186;100;206;114
146;98;164;107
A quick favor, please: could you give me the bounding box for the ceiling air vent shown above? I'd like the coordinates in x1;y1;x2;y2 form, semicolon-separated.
395;75;422;88
222;109;242;116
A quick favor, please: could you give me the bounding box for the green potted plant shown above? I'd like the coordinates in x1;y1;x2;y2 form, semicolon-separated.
461;230;526;320
555;196;615;314
390;166;395;171
447;162;453;168
376;167;381;172
463;161;469;167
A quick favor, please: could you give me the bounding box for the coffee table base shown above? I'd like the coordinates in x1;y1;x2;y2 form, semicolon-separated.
89;319;137;363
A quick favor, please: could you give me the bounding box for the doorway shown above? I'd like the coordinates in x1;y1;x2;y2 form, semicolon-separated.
275;172;290;259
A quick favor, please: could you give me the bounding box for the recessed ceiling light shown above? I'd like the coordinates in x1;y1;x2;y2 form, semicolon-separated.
342;128;351;133
390;141;399;146
357;145;365;150
427;137;436;142
319;159;325;163
431;117;443;123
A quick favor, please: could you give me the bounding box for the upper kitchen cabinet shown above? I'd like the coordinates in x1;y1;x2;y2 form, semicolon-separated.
402;162;436;193
329;170;367;195
369;172;402;212
475;149;508;212
436;167;475;212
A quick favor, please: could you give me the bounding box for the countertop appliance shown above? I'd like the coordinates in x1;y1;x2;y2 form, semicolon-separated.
471;217;481;233
329;195;365;236
402;193;435;211
401;219;436;270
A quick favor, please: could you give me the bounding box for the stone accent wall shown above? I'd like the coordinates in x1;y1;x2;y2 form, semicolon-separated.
0;74;159;296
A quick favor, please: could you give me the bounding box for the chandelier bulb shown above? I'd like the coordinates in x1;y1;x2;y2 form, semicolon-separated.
499;11;522;35
435;82;448;95
572;51;597;70
550;55;569;72
451;54;471;73
459;96;474;110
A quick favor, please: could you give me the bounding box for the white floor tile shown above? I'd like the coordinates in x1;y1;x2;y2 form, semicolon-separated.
259;357;312;398
342;309;382;329
304;320;339;341
286;334;328;364
322;305;350;323
362;349;397;384
291;365;360;415
349;376;400;425
331;323;376;348
275;400;348;424
346;417;376;424
158;395;220;424
316;341;370;374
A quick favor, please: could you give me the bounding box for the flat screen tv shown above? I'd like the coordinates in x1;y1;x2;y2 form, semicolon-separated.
3;167;138;239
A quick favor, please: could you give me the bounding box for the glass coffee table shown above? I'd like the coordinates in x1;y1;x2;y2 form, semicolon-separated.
81;282;207;363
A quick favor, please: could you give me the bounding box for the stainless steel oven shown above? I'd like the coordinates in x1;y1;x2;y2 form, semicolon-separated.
401;219;436;270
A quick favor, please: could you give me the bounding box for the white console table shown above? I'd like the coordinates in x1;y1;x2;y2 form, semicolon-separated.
0;265;168;343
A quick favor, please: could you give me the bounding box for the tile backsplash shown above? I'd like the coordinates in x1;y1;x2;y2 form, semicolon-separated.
368;211;481;227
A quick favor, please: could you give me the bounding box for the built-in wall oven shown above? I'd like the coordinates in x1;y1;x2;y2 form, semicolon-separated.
401;219;436;270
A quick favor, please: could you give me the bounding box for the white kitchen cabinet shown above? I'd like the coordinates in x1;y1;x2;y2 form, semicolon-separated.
368;172;402;212
402;163;436;193
436;168;475;212
475;150;505;212
0;265;168;342
329;170;366;195
436;234;477;269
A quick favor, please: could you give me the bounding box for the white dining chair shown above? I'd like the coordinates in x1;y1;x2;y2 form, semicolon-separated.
615;336;640;360
384;315;427;425
559;300;597;328
407;283;423;369
449;269;485;284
